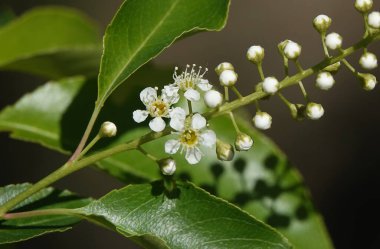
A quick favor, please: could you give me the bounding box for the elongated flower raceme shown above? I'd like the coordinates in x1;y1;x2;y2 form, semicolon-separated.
165;111;216;164
168;64;212;101
133;86;180;132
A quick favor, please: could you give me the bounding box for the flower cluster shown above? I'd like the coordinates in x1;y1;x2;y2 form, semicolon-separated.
131;0;379;176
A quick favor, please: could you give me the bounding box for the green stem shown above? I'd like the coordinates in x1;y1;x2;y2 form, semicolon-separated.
321;32;330;57
341;58;357;75
76;134;101;161
278;93;292;108
228;112;240;133
224;86;229;101
257;62;265;81
231;86;243;99
69;105;101;162
2;208;78;220
138;146;158;162
187;100;193;114
1;32;379;218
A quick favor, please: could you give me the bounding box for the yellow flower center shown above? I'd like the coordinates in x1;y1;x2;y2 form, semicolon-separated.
180;129;199;147
149;100;168;117
180;80;194;90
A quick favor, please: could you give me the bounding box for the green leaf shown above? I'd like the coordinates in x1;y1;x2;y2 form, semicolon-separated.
0;7;15;27
97;0;230;104
0;183;91;244
0;6;101;78
100;116;334;249
79;181;292;249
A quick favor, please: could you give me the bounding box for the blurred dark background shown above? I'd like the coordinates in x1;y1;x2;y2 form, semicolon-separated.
0;0;379;248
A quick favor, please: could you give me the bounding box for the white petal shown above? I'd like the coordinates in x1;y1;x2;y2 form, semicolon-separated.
165;139;180;154
200;130;216;148
133;110;149;123
169;107;186;131
191;113;206;130
149;117;166;132
185;147;202;164
184;88;200;101
162;85;180;104
140;87;157;106
197;79;213;91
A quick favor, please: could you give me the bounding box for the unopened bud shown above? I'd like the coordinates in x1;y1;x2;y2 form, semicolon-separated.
235;133;254;151
325;32;343;50
368;11;380;29
216;140;235;161
323;62;341;73
306;103;324;120
100;121;117;137
219;70;238;87
247;45;265;64
358;73;377;90
158;158;176;175
316;71;335;90
253;112;272;130
283;40;302;60
204;90;223;108
355;0;373;13
359;52;378;70
262;76;280;94
215;62;234;76
313;14;332;33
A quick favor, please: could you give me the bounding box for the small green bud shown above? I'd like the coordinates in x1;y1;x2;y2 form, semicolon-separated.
358;73;377;90
100;121;117;137
305;103;324;120
354;0;373;13
216;140;235;161
215;62;234;76
158;157;176;176
313;14;332;33
235;133;254;151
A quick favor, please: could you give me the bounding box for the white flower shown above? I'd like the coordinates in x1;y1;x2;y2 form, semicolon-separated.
235;133;253;151
355;0;373;13
283;40;302;60
325;33;343;50
204;89;223;108
368;11;380;29
215;62;234;75
316;72;335;90
262;77;280;94
158;158;176;176
165;113;216;165
253;112;272;130
306;103;324;120
100;121;117;137
247;45;265;64
169;64;212;102
219;69;238;87
313;14;332;33
133;86;179;132
360;52;378;70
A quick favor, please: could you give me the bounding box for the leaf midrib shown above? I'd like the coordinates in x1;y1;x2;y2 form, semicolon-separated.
98;0;180;103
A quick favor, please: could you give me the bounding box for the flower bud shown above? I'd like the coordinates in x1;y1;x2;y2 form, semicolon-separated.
100;121;117;137
204;89;223;108
247;45;265;64
215;62;234;76
323;62;341;73
325;32;343;50
359;52;378;70
219;69;238;87
355;0;373;13
290;104;306;121
283;40;302;60
253;112;272;130
358;73;377;90
262;76;280;94
368;11;380;29
313;14;332;33
235;133;253;151
306;103;324;120
158;158;176;176
316;72;335;90
216;140;235;161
